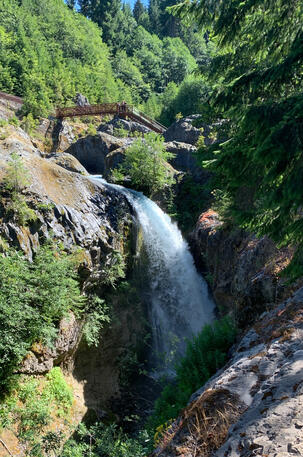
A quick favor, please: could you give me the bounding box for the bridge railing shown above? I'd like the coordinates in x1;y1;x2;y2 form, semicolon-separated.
56;102;166;134
56;103;119;118
128;106;166;133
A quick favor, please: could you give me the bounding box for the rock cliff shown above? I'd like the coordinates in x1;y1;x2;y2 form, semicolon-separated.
0;108;147;409
190;210;294;327
152;286;303;457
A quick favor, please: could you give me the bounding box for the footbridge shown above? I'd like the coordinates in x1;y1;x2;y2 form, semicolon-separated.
56;102;166;134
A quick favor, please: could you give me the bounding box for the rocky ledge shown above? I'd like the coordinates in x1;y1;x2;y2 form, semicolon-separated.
152;286;303;457
190;210;294;327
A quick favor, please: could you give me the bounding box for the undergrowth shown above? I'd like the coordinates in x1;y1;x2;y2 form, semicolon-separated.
148;316;237;430
0;368;73;456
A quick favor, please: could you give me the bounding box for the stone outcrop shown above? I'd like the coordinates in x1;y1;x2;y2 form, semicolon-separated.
20;312;82;374
190;210;293;326
152;287;303;457
98;116;152;136
0;126;144;406
66;131;129;175
49;152;88;174
75;93;90;106
164;115;203;145
52;118;75;152
165;141;210;183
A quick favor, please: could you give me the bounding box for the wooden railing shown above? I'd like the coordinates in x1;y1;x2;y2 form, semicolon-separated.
56;102;166;134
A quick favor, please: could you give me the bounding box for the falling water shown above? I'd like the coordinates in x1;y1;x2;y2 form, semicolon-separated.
91;176;215;371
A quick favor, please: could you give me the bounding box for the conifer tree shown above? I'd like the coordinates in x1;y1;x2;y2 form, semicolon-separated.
148;0;162;36
173;0;303;275
133;0;145;23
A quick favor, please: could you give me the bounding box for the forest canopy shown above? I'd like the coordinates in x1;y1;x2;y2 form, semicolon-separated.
0;0;214;123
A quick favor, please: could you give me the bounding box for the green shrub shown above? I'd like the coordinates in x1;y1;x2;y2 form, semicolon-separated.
83;296;110;347
21;113;39;135
2;152;37;225
0;244;85;390
87;124;97;136
149;316;237;429
60;422;149;457
44;367;73;413
8;116;20;127
0;369;73;454
112;133;175;196
113;126;129;138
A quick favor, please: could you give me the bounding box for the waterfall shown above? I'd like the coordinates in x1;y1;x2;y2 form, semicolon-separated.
91;176;215;372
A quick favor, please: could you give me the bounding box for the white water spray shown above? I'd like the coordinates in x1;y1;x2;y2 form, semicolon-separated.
91;176;215;370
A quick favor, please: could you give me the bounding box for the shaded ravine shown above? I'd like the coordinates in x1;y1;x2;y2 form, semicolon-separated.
91;176;215;371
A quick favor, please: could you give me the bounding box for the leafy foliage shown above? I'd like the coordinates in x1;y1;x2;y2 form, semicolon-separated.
149;317;237;429
0;368;72;455
82;296;110;347
0;244;84;390
60;422;149;457
2;152;37;225
0;0;121;116
112;133;175;196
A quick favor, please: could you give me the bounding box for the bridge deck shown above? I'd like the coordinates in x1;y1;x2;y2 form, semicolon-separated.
56;103;166;134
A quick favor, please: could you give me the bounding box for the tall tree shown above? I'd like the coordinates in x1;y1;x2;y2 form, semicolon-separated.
133;0;145;23
148;0;161;36
173;0;303;275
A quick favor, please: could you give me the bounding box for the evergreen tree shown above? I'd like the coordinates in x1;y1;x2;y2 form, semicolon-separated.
133;0;145;23
173;0;303;275
66;0;75;9
148;0;162;36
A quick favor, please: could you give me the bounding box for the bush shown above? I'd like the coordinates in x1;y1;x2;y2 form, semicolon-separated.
149;316;237;429
2;152;37;225
0;369;73;454
112;133;175;196
60;422;149;457
0;244;85;390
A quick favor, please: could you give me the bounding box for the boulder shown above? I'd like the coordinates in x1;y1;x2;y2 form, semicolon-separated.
75;93;90;106
49;152;88;175
165;140;210;182
66;132;127;175
164;115;203;145
52;119;75;152
99;116;152;136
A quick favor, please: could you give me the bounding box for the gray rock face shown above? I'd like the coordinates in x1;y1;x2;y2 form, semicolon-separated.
99;116;152;136
165;140;210;182
20;313;82;374
75;93;90;106
49;152;88;174
190;210;292;326
164;115;203;145
66;131;127;175
52;119;75;152
0;143;137;384
153;288;303;457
